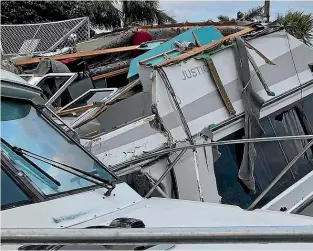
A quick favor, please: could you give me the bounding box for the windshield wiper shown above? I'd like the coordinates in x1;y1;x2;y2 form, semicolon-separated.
11;146;116;196
1;139;61;188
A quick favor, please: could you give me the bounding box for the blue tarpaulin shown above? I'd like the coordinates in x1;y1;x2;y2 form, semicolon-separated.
127;26;223;78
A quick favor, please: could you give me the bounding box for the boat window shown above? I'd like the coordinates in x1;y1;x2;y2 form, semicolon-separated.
1;98;116;196
93;83;152;134
37;76;72;108
61;88;117;111
1;169;31;208
214;94;313;209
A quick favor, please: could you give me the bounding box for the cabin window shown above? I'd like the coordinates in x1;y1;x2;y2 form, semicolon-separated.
214;94;313;209
93;83;152;134
1;98;116;196
38;76;71;106
60;88;117;111
1;169;30;208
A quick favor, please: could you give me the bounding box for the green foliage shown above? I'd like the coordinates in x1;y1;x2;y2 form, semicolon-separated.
0;0;176;29
216;6;312;47
217;15;230;22
217;6;264;22
280;11;313;46
242;6;264;21
122;1;176;26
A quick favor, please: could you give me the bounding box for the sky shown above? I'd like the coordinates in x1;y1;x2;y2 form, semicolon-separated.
159;1;313;22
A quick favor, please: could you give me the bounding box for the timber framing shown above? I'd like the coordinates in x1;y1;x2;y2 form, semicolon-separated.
14;45;138;66
155;27;256;67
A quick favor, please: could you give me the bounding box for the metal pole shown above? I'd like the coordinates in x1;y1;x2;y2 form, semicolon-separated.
111;135;313;172
157;68;204;201
247;139;313;210
145;149;187;198
2;226;313;245
143;172;168;198
268;117;296;180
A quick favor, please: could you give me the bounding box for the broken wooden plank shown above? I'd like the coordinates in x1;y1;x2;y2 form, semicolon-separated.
14;45;139;66
92;67;129;81
192;31;236;116
85;130;100;137
155;27;256;68
205;58;236;116
138;21;238;30
139;49;176;65
192;31;201;47
57;104;96;116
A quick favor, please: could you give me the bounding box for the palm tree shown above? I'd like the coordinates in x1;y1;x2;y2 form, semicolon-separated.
275;11;313;46
216;6;264;22
122;1;176;27
1;1;176;29
216;5;313;47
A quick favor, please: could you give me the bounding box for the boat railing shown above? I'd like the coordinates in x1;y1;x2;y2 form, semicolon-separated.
109;135;313;208
2;226;313;245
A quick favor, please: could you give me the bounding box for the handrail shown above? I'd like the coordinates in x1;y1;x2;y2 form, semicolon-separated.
111;135;313;172
2;226;313;245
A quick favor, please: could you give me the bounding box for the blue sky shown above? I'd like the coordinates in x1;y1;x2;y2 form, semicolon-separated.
159;1;313;22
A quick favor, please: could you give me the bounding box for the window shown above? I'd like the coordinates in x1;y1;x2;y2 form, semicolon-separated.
214;94;313;209
1;169;30;208
1;98;116;196
37;76;72;108
60;88;117;111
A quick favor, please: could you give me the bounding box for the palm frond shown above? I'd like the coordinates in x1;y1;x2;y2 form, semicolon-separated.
283;11;313;46
243;6;264;21
217;15;230;22
123;0;175;26
81;1;122;29
155;10;177;24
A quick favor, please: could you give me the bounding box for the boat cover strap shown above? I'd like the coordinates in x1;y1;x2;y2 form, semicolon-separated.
233;37;265;192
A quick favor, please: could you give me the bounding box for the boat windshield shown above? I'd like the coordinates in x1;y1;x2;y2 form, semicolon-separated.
1;97;116;195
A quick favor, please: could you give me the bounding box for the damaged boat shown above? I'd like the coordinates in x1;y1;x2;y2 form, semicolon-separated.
11;22;313;211
51;23;313;210
2;68;313;250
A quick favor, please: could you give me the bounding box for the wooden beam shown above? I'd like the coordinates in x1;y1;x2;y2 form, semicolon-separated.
155;27;256;68
85;130;100;137
139;49;176;65
14;45;139;66
57;104;96;117
92;67;129;81
138;21;238;30
192;31;201;47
